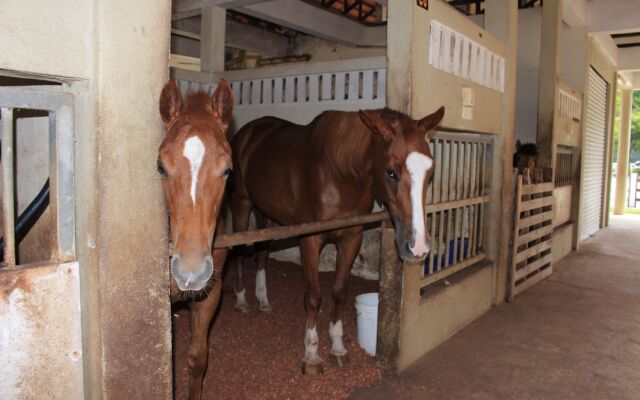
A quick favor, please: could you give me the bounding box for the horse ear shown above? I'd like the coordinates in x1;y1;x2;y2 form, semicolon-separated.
418;106;445;136
159;80;182;125
212;79;233;128
516;140;522;151
359;110;394;142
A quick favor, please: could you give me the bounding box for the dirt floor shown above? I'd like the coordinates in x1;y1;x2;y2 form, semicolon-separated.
172;258;381;400
350;215;640;400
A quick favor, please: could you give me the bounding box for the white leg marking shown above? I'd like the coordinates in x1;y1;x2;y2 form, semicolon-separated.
329;320;347;356
406;151;433;257
255;269;271;310
235;288;248;310
304;326;322;363
183;136;206;208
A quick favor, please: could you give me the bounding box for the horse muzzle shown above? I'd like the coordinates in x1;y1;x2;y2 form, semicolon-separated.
395;228;431;262
170;253;214;292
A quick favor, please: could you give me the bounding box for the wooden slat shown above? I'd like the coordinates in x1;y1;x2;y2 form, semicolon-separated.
321;73;332;100
297;76;306;102
515;239;551;264
518;210;554;230
284;76;295;103
512;265;553;298
308;74;319;103
515;253;552;281
520;196;553;212
517;224;553;247
426;195;489;213
334;73;346;101
262;79;272;105
420;253;486;288
273;77;284;104
521;182;554;195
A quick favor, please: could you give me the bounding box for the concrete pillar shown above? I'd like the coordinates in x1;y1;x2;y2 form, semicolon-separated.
537;0;563;170
614;89;633;214
94;1;172;398
200;6;226;72
484;0;518;304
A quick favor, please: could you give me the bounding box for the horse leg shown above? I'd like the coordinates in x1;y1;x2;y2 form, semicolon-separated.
187;247;226;400
299;235;324;375
254;211;272;312
230;196;252;312
330;229;363;367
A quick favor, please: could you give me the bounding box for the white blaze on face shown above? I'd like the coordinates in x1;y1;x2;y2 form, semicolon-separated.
183;136;206;208
405;151;433;257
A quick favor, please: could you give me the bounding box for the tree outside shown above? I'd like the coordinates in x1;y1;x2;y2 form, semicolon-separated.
612;90;640;166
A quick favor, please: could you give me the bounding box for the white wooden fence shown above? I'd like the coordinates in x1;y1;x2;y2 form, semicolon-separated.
172;56;386;131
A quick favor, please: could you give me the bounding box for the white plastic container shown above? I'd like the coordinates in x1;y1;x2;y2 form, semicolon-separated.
355;292;379;356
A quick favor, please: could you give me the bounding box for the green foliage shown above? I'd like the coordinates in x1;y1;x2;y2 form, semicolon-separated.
631;91;640;163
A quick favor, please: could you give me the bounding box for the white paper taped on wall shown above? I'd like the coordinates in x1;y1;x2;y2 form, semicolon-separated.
428;20;505;93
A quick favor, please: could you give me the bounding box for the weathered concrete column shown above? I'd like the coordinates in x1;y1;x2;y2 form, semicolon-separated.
485;0;518;304
200;6;226;72
614;88;633;214
537;0;563;170
95;1;172;398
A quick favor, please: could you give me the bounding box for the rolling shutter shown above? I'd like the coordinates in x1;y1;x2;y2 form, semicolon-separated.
580;67;608;241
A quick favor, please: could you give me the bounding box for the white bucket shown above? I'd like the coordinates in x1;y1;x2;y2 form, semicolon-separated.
355;292;378;356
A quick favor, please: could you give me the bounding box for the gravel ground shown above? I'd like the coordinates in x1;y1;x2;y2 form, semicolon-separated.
173;258;382;400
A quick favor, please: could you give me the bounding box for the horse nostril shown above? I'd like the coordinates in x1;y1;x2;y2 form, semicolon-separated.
405;242;412;254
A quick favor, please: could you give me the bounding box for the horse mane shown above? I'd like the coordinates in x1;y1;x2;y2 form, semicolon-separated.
308;111;374;181
513;142;538;168
516;143;539;156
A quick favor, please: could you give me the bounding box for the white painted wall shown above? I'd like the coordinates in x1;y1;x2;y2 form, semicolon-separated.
0;0;93;79
515;7;542;145
560;23;588;92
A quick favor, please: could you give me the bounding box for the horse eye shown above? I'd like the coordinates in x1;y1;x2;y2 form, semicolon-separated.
222;167;232;178
385;168;399;181
157;160;168;177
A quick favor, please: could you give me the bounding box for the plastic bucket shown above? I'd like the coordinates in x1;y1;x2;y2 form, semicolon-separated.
355;292;379;356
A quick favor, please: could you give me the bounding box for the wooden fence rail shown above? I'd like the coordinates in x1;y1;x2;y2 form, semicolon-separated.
509;173;554;300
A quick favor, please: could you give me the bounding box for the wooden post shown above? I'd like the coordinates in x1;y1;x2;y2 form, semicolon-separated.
484;0;518;304
200;6;226;73
375;221;403;371
537;0;563;171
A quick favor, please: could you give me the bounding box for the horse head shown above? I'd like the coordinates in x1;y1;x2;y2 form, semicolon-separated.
158;80;233;292
359;106;445;262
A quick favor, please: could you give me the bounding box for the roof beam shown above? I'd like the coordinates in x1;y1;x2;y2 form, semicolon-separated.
618;46;640;71
236;0;386;47
226;20;291;56
173;0;273;13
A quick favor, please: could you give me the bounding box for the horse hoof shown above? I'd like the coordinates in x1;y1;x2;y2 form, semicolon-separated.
330;354;349;367
259;304;272;313
301;361;324;375
235;303;250;313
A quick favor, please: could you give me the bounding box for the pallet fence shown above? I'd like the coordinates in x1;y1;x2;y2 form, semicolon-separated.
509;172;554;300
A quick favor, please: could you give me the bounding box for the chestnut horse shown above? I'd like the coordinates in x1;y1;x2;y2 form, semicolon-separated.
157;80;233;399
230;106;445;374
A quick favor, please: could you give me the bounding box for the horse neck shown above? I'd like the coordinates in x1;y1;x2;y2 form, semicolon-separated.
368;135;389;204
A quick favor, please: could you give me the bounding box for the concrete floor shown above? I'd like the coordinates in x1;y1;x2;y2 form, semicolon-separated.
351;215;640;400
